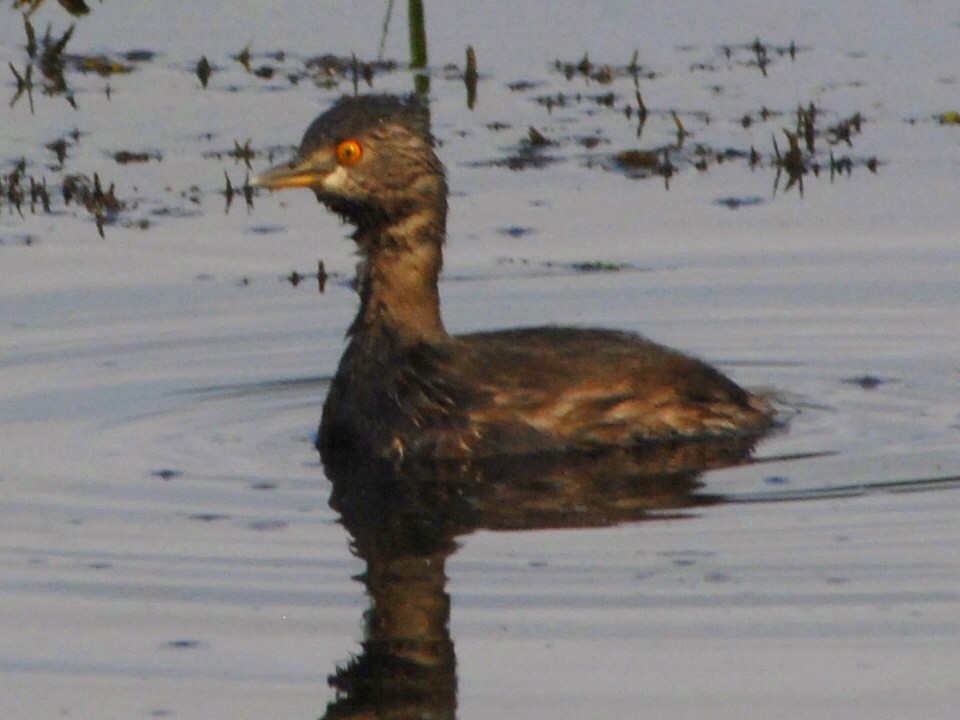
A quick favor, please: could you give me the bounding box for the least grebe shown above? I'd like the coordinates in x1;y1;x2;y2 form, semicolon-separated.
253;95;773;459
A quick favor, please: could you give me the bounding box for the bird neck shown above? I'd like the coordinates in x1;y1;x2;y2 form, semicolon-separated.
349;203;448;344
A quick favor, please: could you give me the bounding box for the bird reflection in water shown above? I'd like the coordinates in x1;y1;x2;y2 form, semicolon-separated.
319;433;764;719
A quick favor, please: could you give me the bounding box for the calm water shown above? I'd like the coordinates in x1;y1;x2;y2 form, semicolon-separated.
2;2;960;718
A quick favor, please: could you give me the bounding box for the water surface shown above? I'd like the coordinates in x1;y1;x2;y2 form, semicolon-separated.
2;2;960;718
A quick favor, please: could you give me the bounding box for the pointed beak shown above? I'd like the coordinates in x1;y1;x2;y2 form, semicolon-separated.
250;153;336;190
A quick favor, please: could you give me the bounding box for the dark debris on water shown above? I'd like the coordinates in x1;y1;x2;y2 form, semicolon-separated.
62;172;123;237
285;260;334;294
842;375;899;390
1;162;51;217
9;15;145;114
14;0;95;17
0;20;904;244
522;67;881;194
223;172;254;213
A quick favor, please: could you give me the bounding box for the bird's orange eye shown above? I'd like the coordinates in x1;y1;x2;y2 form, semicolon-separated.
335;139;363;166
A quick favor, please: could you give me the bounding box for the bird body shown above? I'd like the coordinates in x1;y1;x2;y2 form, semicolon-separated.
253;95;773;460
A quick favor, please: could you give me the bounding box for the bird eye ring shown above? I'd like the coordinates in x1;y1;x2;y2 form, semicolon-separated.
335;139;363;166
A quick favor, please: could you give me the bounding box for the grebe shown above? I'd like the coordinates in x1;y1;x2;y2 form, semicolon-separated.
253;95;773;459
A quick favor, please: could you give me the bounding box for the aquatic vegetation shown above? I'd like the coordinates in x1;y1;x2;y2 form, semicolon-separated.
112;150;161;164
8;60;34;112
464;45;478;109
61;172;121;237
284;261;335;293
76;55;132;76
554;50;658;85
523;51;881;195
195;55;212;88
12;0;97;16
1;162;129;237
222;171;253;214
0;161;50;216
0;10;913;243
7;15;144;113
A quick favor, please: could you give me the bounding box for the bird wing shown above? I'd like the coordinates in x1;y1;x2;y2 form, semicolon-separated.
449;327;771;450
